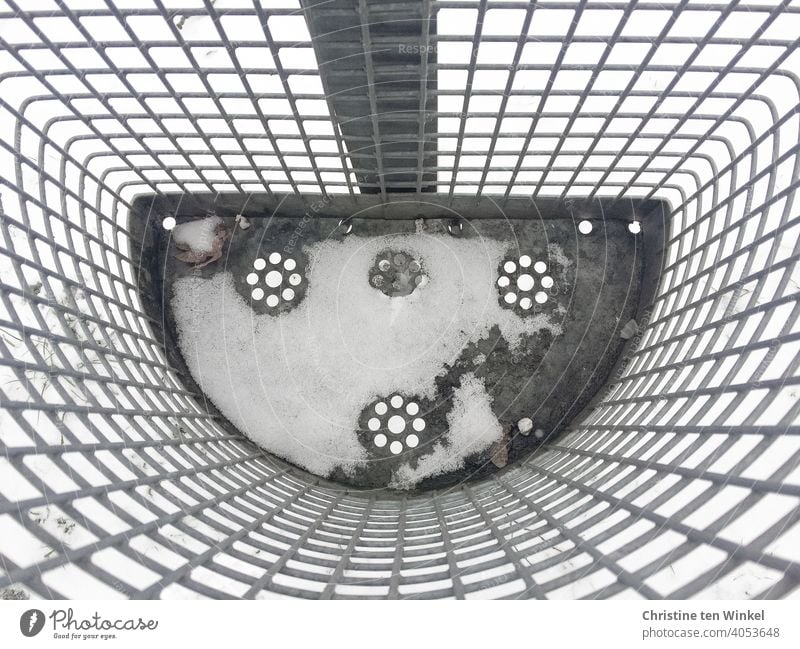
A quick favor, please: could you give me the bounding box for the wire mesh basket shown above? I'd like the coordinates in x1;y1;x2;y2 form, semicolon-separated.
0;0;799;599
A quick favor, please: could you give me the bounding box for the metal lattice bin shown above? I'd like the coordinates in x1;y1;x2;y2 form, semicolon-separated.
1;0;799;600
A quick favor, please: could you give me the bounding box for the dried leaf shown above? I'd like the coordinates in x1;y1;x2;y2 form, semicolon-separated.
175;249;209;264
174;224;228;268
489;424;512;468
620;318;639;340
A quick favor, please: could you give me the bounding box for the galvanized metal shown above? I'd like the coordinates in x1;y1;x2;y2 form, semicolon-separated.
0;0;798;599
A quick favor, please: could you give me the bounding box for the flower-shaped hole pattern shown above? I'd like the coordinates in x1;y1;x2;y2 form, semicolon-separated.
361;394;427;457
245;252;305;313
497;254;560;314
369;250;427;297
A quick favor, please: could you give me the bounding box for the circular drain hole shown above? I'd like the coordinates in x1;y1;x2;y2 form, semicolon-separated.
389;441;403;455
406;434;419;448
533;261;547;274
251;288;265;301
578;220;593;234
369;250;426;297
535;291;548;304
253;257;267;271
374;434;387;448
375;402;388;415
162;216;176;230
541;275;554;289
388;415;406;434
516;274;534;291
265;270;282;288
266;294;279;308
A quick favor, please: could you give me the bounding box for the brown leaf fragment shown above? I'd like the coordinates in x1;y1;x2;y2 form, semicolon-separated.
175;249;209;264
489;424;512;468
174;224;228;268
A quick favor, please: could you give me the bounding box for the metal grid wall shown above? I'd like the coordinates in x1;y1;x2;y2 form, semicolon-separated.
0;0;798;599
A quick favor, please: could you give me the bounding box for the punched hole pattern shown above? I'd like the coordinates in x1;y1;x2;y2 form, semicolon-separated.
364;394;426;456
369;250;427;297
497;254;557;313
245;252;304;311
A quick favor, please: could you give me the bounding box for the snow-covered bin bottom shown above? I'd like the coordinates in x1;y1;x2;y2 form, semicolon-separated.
171;233;559;488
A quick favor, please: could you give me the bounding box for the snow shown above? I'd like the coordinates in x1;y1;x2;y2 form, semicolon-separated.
390;373;503;489
547;242;572;282
172;216;222;254
172;233;561;486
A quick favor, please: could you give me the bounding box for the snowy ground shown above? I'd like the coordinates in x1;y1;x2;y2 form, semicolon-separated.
172;232;561;487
